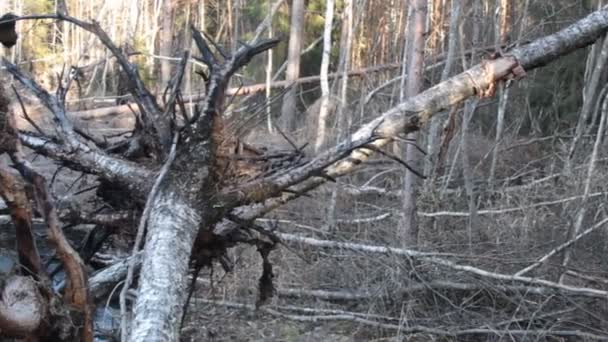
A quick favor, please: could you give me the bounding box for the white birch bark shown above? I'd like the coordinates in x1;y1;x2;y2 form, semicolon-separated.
279;0;305;132
265;1;275;132
130;188;201;341
314;0;336;152
327;0;353;229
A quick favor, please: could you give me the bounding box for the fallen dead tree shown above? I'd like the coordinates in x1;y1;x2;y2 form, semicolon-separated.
1;7;608;341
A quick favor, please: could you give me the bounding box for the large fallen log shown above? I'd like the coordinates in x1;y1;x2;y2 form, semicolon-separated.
224;6;608;225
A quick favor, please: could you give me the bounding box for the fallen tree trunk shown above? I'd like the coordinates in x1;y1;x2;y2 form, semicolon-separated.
223;6;608;227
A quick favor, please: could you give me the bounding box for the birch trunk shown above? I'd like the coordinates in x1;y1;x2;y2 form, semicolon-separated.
326;0;353;229
400;0;427;247
265;1;274;132
130;187;201;340
159;0;175;89
280;0;305;132
488;0;514;185
425;0;461;181
314;0;335;152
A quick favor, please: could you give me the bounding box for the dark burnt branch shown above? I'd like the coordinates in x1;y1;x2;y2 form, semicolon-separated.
11;84;45;136
2;58;81;148
5;59;110;152
191;26;217;69
228;38;281;76
72;125;107;149
6;13;171;154
189;34;280;128
163;51;190;119
364;144;426;179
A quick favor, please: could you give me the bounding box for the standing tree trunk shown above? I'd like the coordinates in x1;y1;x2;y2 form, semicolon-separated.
280;0;305;132
265;1;275;132
400;0;427;247
314;0;335;152
488;0;512;185
159;0;175;89
460;0;483;252
326;0;353;229
426;0;461;181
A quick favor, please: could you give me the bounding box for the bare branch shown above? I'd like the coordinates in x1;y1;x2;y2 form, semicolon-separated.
8;13;170;152
278;233;608;298
2;58;81;148
516;217;608;276
18;132;153;196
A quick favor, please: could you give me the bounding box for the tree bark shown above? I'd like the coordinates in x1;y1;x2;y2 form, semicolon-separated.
426;0;461;180
279;0;305;132
488;0;514;185
159;0;175;89
400;0;427;247
130;187;202;340
314;0;335;152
